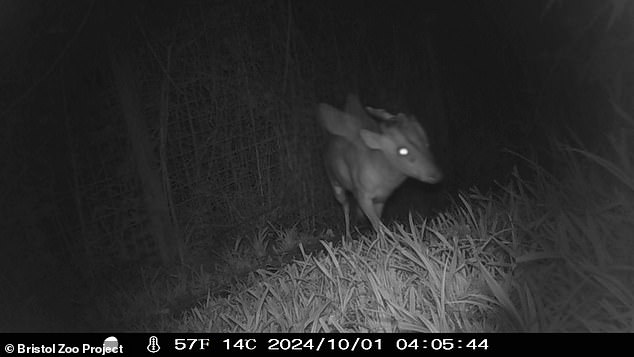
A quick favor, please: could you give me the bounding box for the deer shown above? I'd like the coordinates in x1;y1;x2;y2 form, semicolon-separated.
317;94;443;238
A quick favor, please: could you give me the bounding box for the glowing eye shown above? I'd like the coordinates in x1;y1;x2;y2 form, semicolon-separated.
398;147;409;156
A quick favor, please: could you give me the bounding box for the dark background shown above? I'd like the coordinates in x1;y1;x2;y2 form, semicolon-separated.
0;0;628;331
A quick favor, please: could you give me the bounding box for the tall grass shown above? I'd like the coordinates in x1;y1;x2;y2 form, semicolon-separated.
99;101;633;331
136;100;632;332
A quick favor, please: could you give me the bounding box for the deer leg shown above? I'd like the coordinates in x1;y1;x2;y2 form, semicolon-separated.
343;200;351;238
332;184;351;238
374;202;385;219
373;202;389;233
356;194;382;234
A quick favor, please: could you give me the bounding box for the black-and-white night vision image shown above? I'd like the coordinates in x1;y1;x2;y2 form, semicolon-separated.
0;0;632;333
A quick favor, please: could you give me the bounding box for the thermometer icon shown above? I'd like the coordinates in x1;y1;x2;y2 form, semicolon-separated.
147;336;160;353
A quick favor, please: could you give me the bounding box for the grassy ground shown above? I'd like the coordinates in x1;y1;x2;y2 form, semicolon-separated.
95;106;633;332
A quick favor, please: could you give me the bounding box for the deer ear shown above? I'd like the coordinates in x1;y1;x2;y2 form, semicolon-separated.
359;129;384;150
318;104;361;138
365;106;395;120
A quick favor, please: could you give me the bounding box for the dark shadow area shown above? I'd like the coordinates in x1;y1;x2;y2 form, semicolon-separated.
0;0;629;331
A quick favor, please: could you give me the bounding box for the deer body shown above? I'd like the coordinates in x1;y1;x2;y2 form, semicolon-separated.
318;94;442;237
